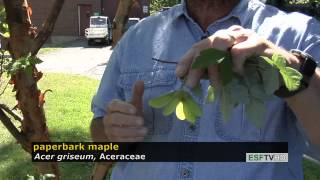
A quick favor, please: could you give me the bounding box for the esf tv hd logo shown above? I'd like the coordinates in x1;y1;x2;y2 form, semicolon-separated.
246;153;288;162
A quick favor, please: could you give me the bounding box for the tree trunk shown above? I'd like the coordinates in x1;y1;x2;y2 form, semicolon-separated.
111;0;136;48
1;0;65;179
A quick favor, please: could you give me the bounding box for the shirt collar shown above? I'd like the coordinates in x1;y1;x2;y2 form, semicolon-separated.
172;0;253;27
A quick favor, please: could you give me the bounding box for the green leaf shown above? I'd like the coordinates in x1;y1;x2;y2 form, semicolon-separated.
162;93;180;116
176;101;186;120
280;67;303;91
206;85;215;103
219;53;233;86
249;83;264;98
149;91;175;108
30;56;43;65
220;89;234;122
259;59;280;95
169;90;202;124
3;31;9;38
183;99;197;124
245;98;266;128
229;82;250;105
184;93;203;117
244;66;260;85
260;56;274;66
192;48;228;69
272;54;286;69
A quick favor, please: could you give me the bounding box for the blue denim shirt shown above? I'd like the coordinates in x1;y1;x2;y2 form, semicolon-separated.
92;0;320;179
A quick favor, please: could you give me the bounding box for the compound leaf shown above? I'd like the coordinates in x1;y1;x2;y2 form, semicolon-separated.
206;85;215;103
162;93;180;116
149;91;175;108
176;101;186;120
272;54;286;69
280;67;303;91
259;60;280;95
219;53;233;86
192;48;228;69
184;93;202;117
245;98;266;128
220;89;234;122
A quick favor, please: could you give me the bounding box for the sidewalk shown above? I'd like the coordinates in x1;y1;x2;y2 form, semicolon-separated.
37;39;112;79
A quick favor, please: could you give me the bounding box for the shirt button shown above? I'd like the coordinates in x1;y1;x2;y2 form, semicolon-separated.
181;168;192;178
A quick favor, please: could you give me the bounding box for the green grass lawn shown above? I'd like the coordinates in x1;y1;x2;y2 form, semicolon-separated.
0;73;319;179
0;73;99;180
1;41;68;56
38;42;68;55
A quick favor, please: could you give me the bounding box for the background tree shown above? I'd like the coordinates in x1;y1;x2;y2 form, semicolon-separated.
0;0;64;179
150;0;180;14
111;0;137;47
267;0;320;19
112;0;181;47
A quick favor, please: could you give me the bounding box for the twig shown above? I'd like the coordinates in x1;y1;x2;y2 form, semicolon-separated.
0;103;22;122
0;80;9;96
0;107;29;151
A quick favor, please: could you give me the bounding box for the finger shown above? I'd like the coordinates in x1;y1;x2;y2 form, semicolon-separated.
130;80;144;116
109;126;148;138
230;36;264;74
186;68;204;88
176;48;197;77
207;65;220;87
232;29;254;44
212;28;253;51
228;25;244;31
107;99;137;114
211;30;236;50
109;113;144;127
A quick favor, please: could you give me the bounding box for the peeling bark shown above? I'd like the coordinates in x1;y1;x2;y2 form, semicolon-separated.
1;0;65;179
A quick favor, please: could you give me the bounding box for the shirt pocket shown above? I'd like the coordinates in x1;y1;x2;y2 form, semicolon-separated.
213;101;263;141
118;69;177;135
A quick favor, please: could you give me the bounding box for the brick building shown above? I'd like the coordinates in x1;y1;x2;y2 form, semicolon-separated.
0;0;150;43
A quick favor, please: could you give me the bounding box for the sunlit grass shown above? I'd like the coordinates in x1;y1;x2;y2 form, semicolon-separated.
0;73;99;179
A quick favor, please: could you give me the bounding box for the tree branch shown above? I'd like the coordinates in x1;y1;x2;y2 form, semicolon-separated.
31;0;65;55
0;103;22;122
0;107;29;152
111;0;134;48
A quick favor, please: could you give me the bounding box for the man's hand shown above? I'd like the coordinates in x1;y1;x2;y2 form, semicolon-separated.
103;81;148;142
175;25;300;88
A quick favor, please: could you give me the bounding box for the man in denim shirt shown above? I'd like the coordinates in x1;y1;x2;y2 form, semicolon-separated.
91;0;320;179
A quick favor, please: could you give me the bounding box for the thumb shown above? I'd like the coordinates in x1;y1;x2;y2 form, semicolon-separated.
130;80;144;115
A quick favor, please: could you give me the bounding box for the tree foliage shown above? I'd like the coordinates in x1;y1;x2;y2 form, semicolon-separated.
267;0;320;19
150;0;180;15
0;6;9;38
